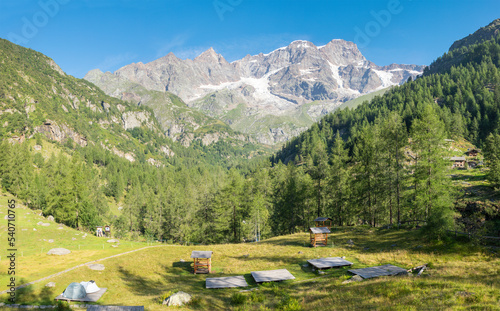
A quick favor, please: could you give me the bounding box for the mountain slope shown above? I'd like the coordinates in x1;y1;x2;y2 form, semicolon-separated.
84;68;254;146
424;19;500;76
85;39;424;144
0;38;269;167
450;18;500;51
0;38;168;163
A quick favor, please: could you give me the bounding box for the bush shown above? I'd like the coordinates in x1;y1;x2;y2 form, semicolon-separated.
55;301;72;311
231;292;247;306
158;291;173;304
250;291;265;303
275;293;302;311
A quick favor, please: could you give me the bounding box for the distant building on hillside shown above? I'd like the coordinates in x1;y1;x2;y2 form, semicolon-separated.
450;156;466;168
314;217;333;228
465;148;481;157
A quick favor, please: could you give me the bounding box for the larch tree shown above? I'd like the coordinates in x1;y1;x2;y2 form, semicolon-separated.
410;104;454;238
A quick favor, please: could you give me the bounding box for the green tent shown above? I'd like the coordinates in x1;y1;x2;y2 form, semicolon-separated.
63;282;87;299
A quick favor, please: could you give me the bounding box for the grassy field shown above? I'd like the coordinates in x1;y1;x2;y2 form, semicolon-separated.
1;191;499;310
0;191;148;291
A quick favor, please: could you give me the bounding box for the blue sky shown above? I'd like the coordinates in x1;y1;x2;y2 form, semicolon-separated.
1;0;499;78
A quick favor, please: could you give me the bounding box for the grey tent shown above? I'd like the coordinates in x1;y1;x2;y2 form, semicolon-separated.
62;282;87;299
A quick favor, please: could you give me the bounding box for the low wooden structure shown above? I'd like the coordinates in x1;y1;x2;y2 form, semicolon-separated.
307;257;353;269
314;217;333;228
191;251;212;274
309;227;330;247
450;156;466;168
348;264;408;279
251;269;295;283
206;276;248;289
465;148;481;157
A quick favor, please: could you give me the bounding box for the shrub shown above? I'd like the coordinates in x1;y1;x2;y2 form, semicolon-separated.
275;293;302;311
158;291;173;304
249;291;265;303
231;292;247;306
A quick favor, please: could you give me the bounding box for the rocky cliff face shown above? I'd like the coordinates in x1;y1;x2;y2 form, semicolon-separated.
86;39;425;144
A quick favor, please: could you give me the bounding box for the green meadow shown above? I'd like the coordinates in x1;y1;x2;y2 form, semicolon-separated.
1;195;499;310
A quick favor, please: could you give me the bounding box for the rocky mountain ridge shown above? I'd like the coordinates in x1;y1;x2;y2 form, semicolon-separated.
449;18;500;51
86;39;425;144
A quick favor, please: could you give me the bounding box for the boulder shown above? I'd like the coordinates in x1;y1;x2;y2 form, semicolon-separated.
342;275;363;284
45;282;56;288
88;264;105;271
48;239;54;243
47;215;54;221
163;291;192;306
107;239;119;243
42;223;50;226
47;248;71;255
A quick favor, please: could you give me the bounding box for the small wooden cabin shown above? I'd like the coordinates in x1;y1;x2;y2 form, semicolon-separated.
191;251;213;274
450;156;466;168
465;149;481;157
309;227;331;247
314;217;333;229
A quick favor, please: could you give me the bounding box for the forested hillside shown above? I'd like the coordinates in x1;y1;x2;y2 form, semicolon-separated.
0;38;270;242
269;30;500;238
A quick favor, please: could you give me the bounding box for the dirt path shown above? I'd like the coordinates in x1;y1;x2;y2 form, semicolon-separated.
0;245;176;295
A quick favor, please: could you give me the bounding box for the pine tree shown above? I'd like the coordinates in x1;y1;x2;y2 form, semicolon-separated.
410;104;454;238
352;122;381;226
380;112;408;225
328;131;350;226
484;133;500;188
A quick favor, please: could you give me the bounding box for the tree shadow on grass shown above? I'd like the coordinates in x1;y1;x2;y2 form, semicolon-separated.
172;260;193;274
10;278;55;305
117;266;166;298
117;264;206;298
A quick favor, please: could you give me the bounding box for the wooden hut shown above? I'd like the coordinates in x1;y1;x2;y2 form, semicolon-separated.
450;156;466;168
314;217;333;229
191;251;213;274
465;148;481;157
309;227;331;247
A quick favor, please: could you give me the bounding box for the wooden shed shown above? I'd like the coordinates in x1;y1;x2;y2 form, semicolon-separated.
191;251;212;274
465;149;481;157
309;227;331;247
450;156;466;168
314;217;333;228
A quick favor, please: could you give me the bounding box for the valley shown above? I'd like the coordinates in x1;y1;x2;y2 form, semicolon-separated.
0;3;500;310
